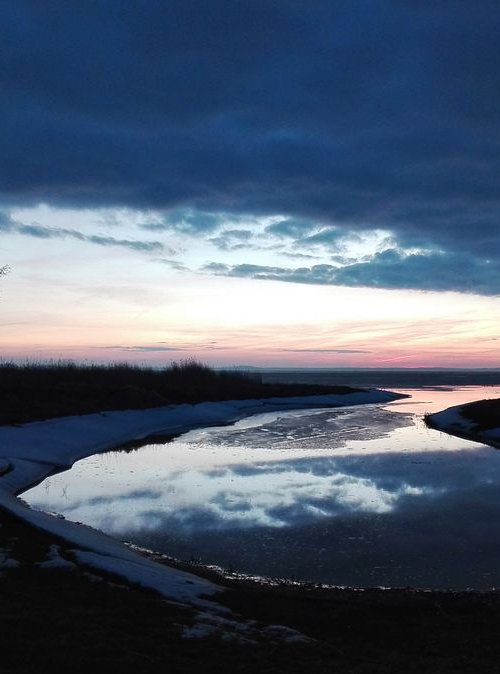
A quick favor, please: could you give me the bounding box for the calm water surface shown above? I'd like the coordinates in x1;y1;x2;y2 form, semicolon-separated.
23;386;500;589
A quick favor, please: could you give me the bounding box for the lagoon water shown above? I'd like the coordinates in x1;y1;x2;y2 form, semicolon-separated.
23;384;500;590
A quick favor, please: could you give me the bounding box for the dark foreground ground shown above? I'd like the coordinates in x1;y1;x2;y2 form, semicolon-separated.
3;507;500;674
425;397;500;450
4;364;500;671
457;398;500;431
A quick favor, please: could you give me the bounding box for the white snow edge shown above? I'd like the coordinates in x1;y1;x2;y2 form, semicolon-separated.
0;390;401;607
427;403;500;448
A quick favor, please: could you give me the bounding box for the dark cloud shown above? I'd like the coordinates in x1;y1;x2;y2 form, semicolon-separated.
282;252;320;261
156;258;189;271
203;262;231;274
96;342;225;353
97;345;186;353
209;228;253;251
0;213;165;253
141;209;221;234
2;2;500;292
203;249;500;295
265;218;365;255
302;229;355;247
119;346;186;353
265;219;314;239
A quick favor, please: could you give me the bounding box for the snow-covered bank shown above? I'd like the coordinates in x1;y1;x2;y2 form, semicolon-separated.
0;390;401;495
0;390;401;608
426;404;500;449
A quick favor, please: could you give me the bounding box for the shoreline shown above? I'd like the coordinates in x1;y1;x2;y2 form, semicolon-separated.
425;401;500;450
6;389;500;669
0;389;401;609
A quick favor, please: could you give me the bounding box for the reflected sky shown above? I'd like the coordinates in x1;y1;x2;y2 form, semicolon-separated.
23;387;500;589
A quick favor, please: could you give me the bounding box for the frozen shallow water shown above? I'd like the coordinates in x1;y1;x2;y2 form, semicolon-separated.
24;386;500;589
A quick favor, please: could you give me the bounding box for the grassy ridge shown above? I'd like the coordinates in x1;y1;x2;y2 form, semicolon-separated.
0;360;359;425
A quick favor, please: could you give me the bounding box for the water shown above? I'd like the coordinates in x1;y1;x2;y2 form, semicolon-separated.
262;369;500;389
23;385;500;590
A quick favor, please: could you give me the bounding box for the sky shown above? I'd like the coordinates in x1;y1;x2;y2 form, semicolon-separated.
1;1;500;369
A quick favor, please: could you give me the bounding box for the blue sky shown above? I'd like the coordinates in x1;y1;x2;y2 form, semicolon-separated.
1;2;500;367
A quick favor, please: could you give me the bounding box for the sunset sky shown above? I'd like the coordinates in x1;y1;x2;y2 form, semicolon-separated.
1;2;500;368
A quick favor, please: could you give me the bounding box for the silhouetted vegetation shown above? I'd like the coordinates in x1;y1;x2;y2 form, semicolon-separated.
0;359;360;425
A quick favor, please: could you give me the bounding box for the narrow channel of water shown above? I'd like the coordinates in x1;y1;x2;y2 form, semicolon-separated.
23;386;500;589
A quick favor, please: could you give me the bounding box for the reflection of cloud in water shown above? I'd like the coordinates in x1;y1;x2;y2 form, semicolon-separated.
23;387;500;588
30;444;500;541
49;487;164;513
216;494;253;513
87;488;163;506
43;447;500;565
49;456;433;535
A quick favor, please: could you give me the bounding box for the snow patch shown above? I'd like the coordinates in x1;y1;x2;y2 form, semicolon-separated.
427;403;500;448
182;611;313;644
72;549;219;608
0;556;20;569
262;624;312;643
37;544;77;570
0;391;400;495
429;406;476;432
0;391;400;621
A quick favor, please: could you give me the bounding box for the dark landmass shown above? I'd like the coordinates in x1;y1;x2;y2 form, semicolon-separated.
425;397;500;450
262;368;500;389
3;362;499;671
3;507;500;673
0;361;361;426
456;398;500;432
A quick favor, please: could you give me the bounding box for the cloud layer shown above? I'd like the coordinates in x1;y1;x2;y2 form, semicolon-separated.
2;2;500;294
202;248;500;296
0;212;165;253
